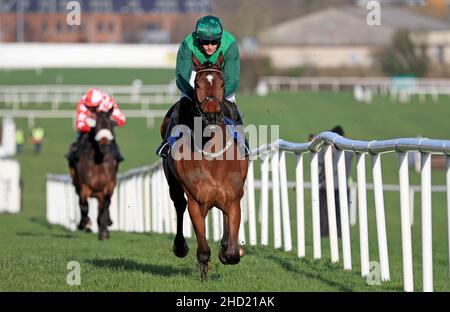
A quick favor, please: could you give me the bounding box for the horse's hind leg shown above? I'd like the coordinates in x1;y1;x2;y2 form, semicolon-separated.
219;214;229;264
218;201;242;265
188;199;211;282
164;163;189;258
219;212;245;265
77;196;92;232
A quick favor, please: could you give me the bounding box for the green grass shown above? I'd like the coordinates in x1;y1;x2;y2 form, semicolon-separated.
0;68;174;85
1;89;450;291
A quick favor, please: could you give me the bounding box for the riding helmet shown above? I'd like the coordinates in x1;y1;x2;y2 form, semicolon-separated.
195;15;223;41
85;88;103;107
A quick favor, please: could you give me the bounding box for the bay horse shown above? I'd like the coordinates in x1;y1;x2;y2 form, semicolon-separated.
161;53;249;281
69;108;119;241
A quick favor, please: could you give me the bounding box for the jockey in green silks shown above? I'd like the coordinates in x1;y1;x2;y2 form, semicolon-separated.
156;15;249;158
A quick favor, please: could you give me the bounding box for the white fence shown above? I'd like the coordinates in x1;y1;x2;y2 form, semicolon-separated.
257;76;450;103
0;118;21;214
46;162;249;244
0;116;16;157
0;109;167;129
46;132;450;292
0;83;180;109
0;159;21;214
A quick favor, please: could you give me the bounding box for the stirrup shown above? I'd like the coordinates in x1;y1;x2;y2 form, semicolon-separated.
156;141;171;158
237;139;251;158
243;142;251;157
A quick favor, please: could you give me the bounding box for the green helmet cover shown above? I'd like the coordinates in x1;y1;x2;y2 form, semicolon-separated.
195;15;223;40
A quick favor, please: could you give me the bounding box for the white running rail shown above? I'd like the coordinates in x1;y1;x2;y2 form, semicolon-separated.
46;131;450;292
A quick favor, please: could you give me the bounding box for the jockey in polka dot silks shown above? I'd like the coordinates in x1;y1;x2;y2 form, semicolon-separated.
67;88;126;167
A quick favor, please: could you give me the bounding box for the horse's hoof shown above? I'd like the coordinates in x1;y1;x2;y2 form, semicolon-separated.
199;264;209;282
78;218;92;232
218;248;242;265
172;240;189;258
239;245;245;257
218;249;228;265
98;231;110;241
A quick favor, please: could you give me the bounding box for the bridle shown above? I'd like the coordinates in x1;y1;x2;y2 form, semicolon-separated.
194;68;224;115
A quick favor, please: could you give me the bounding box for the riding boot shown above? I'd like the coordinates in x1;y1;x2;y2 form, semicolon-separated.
66;142;78;168
156;101;182;159
224;100;251;157
156;118;175;158
66;132;83;168
111;140;125;163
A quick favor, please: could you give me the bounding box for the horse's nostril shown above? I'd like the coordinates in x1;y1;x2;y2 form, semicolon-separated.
99;138;110;145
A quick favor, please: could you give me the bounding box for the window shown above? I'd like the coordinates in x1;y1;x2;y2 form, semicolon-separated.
41;21;48;33
56;21;63;33
97;21;104;33
146;23;160;31
109;22;115;33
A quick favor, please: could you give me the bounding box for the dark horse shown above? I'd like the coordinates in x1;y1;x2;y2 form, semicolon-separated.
161;53;249;280
69;108;120;241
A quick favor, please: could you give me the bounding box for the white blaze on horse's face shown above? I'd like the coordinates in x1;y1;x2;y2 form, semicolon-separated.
206;74;214;86
95;129;114;143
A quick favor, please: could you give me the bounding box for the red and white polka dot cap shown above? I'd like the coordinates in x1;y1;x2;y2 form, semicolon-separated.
84;88;103;107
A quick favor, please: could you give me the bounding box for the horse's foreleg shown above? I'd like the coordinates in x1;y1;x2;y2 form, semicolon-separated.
172;191;189;258
164;161;189;258
188;199;210;282
218;213;230;264
219;201;242;265
78;196;92;232
97;194;110;241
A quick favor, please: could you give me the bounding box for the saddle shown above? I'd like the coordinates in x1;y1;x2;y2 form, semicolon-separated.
167;100;247;151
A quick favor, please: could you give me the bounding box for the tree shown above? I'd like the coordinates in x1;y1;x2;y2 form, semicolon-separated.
377;29;429;77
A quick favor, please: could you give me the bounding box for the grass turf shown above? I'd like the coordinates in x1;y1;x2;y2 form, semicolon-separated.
1;87;450;291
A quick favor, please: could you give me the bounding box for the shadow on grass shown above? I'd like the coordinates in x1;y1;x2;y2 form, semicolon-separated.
16;231;45;237
87;258;192;277
267;255;355;292
29;217;53;230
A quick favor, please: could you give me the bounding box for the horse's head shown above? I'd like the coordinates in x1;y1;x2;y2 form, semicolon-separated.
193;52;225;126
92;108;115;146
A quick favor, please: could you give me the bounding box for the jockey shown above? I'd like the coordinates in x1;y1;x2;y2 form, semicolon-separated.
66;88;126;167
156;15;249;158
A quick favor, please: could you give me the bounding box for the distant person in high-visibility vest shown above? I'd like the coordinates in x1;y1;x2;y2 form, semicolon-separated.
30;127;45;155
16;128;25;155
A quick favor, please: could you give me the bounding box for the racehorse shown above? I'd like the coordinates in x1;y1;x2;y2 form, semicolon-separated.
69;108;120;241
161;53;249;281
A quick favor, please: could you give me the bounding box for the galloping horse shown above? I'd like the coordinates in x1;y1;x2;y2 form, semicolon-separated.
69;108;120;241
161;53;249;280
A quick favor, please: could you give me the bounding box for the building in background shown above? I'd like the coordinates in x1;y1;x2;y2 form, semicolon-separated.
0;0;211;43
258;6;450;69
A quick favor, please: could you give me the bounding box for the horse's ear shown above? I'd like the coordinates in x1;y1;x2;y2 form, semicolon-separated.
216;52;224;68
192;54;202;70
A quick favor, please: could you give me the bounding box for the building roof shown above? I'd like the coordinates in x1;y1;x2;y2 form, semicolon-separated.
0;0;211;13
258;6;450;47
